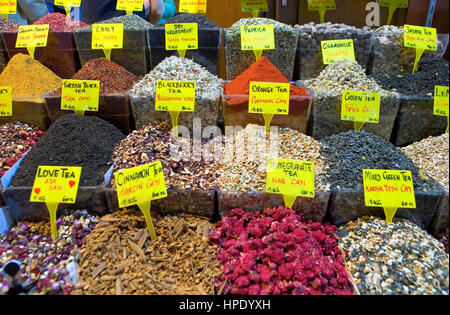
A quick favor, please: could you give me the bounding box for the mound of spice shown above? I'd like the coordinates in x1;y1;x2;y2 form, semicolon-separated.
224;56;309;105
210;207;355;295
0;17;20;32
0;53;61;101
72;210;221;295
217;124;329;191
0;122;45;178
74;13;152;32
154;13;219;28
111;121;220;190
319;130;430;191
11;114;124;187
0;210;99;295
337;216;449;295
32;13;89;31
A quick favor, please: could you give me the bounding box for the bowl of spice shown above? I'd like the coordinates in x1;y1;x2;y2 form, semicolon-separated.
1;13;89;79
216;124;331;222
44;58;138;134
105;122;219;218
223;56;312;133
0;53;62;131
130;56;223;133
298;60;400;141
1;114;124;221
148;13;222;75
73;14;152;76
225;18;298;81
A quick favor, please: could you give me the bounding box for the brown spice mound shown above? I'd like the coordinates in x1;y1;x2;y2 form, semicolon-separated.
72;210;221;295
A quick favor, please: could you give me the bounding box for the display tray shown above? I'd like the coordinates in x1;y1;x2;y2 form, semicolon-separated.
429;188;449;237
148;28;222;75
217;190;331;223
0;96;51;131
1;31;81;79
391;95;448;147
73;28;150;76
328;178;445;230
44;92;135;134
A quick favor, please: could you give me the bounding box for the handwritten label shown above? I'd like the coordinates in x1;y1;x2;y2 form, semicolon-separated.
404;25;437;51
266;159;315;203
116;0;143;13
30;166;81;204
241;0;268;12
54;0;81;7
248;82;289;115
0;0;16;15
341;90;380;123
16;25;49;48
155;81;195;112
307;0;336;10
241;24;275;51
179;0;207;13
321;39;355;64
61;80;100;112
115;162;167;208
434;86;449;117
0;86;12;117
379;0;408;8
165;23;198;51
92;24;124;49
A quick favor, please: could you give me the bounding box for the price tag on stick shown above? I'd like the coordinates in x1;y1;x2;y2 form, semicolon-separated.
266;159;316;209
241;0;268;18
363;169;416;223
16;24;49;59
61;80;100;115
114;162;168;240
55;0;81;16
434;86;449;133
321;39;355;65
92;23;124;60
341;90;381;132
30;166;82;238
165;23;198;58
379;0;408;25
404;25;437;74
307;0;336;24
0;86;12;117
179;0;207;13
241;24;274;61
0;0;16;19
116;0;144;15
248;82;290;132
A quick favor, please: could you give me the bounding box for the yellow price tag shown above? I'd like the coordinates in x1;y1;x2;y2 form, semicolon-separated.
266;159;315;209
434;86;449;133
241;24;274;60
115;162;168;240
0;0;16;18
307;0;336;23
0;86;12;117
241;0;268;17
116;0;144;14
155;81;196;112
61;80;100;115
16;24;49;59
321;39;355;64
363;169;416;223
179;0;207;13
92;23;124;60
404;25;437;51
165;23;198;58
341;90;381;131
379;0;408;8
30;166;82;238
54;0;81;15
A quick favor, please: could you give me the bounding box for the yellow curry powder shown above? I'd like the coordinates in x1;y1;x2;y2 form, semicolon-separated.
0;53;61;102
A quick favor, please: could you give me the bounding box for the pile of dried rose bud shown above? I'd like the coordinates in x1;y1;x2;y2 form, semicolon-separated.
209;207;355;295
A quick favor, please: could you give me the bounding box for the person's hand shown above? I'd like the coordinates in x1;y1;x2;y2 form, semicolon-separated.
144;0;151;16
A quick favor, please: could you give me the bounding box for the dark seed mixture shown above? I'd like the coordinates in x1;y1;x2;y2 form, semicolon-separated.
440;229;449;254
337;216;449;295
155;13;219;29
11;114;124;187
319;131;431;191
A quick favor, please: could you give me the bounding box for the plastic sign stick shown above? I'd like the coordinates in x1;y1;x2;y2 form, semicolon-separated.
363;169;416;223
116;0;144;15
179;0;207;14
30;166;82;238
379;0;408;25
266;159;315;209
16;24;49;59
248;82;289;133
434;86;449;133
155;80;196;137
341;90;381;132
114;162;168;240
61;80;100;116
404;25;437;74
307;0;336;24
0;86;12;117
0;0;16;19
321;39;355;65
55;0;81;16
165;23;198;58
241;24;275;61
241;0;268;18
92;23;124;61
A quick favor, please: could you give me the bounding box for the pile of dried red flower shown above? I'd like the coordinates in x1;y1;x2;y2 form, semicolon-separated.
210;207;355;295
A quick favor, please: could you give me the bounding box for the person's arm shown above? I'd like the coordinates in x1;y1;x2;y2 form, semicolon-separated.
17;0;49;24
148;0;165;25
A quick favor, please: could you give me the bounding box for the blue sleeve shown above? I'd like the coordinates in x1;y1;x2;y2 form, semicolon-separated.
158;0;176;24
